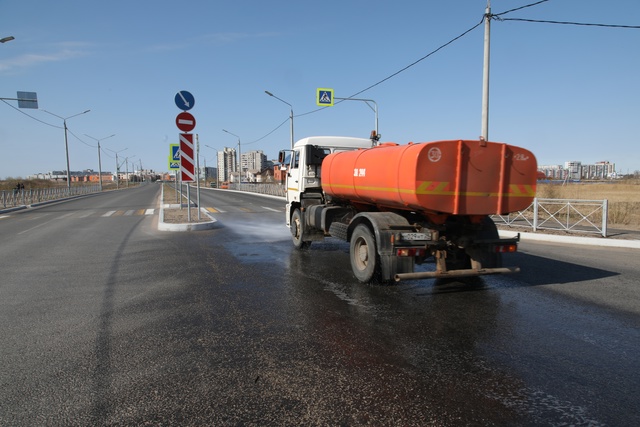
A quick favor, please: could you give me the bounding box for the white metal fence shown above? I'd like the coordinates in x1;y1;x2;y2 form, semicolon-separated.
492;198;608;237
227;182;286;197
1;185;102;209
218;188;610;237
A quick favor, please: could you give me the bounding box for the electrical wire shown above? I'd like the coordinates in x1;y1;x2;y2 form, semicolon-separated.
494;0;550;17
499;18;640;29
66;128;96;149
244;117;289;145
494;0;640;28
0;99;62;129
276;3;553;126
295;16;486;120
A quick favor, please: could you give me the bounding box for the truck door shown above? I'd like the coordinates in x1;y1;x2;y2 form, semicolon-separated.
286;148;302;205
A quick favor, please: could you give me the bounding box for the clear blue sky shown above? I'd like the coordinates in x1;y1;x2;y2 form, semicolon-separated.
1;0;639;179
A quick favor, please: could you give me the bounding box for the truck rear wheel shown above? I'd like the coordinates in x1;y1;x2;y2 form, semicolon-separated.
291;208;310;249
476;217;502;268
350;224;379;283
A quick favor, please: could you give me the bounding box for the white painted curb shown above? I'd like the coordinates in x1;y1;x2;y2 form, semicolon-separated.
499;230;640;249
158;207;217;232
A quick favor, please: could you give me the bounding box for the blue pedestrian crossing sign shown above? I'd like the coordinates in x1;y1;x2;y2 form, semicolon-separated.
168;144;180;169
168;156;180;170
316;88;334;107
170;144;180;161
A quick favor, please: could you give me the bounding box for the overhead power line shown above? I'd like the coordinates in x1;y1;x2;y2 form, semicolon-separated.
294;16;486;121
273;1;553;128
494;0;550;17
499;18;640;29
245;117;289;145
493;0;640;29
0;99;62;129
66;128;95;149
344;18;486;101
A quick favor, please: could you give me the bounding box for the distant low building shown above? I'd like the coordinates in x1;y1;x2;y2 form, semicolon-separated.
273;162;287;184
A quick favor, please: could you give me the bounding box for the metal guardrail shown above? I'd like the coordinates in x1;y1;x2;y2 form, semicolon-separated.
209;186;610;238
1;185;102;209
493;198;608;237
227;183;286;197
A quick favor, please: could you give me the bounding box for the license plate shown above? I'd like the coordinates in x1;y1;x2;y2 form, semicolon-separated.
401;232;431;241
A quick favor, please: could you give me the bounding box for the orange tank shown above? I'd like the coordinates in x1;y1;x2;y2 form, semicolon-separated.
321;140;537;216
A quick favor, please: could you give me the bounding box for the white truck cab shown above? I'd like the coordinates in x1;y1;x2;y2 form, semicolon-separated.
283;136;374;227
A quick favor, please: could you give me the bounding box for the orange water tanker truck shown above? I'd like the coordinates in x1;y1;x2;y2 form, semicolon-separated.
278;135;537;283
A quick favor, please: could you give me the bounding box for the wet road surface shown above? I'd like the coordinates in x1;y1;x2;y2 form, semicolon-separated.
1;186;639;425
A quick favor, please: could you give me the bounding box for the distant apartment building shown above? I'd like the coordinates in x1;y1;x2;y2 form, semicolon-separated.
538;161;616;180
200;166;217;181
583;161;616;179
565;161;582;180
217;147;237;183
242;150;267;174
538;164;567;180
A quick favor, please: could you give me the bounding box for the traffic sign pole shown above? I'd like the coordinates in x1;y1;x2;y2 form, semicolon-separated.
174;90;197;222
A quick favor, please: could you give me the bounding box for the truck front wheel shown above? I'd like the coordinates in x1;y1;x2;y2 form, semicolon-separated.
291;208;311;249
350;224;379;283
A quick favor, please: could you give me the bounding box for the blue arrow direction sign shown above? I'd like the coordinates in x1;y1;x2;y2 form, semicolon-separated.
174;90;195;111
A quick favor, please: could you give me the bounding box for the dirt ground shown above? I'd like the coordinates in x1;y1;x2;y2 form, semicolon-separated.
162;207;211;224
161;184;212;223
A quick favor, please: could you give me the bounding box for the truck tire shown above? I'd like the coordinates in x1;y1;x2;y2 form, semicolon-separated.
476;217;502;268
291;208;311;250
350;224;379;283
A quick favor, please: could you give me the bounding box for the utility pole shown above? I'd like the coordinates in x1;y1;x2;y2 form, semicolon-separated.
85;134;115;192
481;0;491;141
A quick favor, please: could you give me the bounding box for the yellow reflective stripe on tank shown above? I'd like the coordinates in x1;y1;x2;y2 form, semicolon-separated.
415;181;450;195
508;184;536;197
326;181;535;198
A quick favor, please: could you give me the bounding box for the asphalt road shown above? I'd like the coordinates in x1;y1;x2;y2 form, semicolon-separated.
1;183;639;426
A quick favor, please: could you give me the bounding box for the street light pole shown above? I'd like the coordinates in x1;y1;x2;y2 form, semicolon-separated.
334;97;379;139
85;133;115;192
265;90;294;149
481;0;492;141
222;129;241;182
41;109;91;191
124;156;136;188
124;154;136;188
105;147;127;190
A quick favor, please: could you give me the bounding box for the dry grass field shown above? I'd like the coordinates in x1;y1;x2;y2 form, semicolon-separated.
536;181;640;229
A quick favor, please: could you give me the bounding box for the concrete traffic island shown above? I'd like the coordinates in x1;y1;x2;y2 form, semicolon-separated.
158;184;216;231
158;204;217;231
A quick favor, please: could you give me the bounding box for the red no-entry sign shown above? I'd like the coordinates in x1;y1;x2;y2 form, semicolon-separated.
176;111;196;132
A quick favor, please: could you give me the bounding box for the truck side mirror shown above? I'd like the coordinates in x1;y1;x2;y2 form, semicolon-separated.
278;150;286;163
